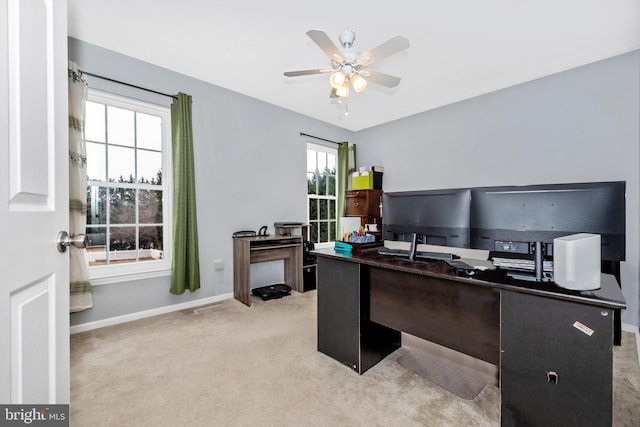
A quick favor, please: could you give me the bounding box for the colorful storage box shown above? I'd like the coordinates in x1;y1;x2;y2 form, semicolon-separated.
351;171;383;190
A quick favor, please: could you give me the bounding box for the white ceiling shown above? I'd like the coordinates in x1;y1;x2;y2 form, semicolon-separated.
67;0;640;132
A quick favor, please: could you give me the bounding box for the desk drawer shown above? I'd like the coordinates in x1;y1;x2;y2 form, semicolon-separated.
500;291;613;426
345;195;367;216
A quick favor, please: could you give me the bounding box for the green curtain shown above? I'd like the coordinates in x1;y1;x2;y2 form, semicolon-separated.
336;142;356;240
170;93;201;294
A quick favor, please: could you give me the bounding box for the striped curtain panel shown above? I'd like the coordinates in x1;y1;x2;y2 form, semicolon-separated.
68;62;93;312
170;93;201;294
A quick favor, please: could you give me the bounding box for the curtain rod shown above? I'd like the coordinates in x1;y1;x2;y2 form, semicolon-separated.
81;70;177;100
299;132;341;145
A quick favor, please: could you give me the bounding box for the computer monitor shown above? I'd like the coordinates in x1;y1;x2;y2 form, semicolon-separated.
469;181;626;262
382;188;471;248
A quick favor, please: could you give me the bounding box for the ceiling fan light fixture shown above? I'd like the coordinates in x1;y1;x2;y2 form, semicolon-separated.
350;73;368;93
329;70;347;89
336;80;349;97
284;30;409;100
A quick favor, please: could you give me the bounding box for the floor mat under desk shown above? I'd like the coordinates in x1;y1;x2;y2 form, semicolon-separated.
397;335;499;400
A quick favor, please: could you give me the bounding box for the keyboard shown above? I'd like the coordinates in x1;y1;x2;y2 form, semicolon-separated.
445;259;476;273
415;251;459;261
378;248;475;273
377;248;459;262
377;248;409;257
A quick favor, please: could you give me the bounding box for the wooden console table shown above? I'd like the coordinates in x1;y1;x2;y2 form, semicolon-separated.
314;248;626;426
233;235;303;306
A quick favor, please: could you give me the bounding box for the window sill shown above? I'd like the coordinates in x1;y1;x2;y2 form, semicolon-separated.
90;268;171;286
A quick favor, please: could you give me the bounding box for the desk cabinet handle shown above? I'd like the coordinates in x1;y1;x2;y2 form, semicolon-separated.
353;203;360;208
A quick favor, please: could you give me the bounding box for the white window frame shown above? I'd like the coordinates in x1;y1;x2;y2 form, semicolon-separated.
306;142;338;249
86;89;173;285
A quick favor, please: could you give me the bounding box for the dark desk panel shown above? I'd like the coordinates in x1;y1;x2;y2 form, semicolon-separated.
501;290;613;426
316;257;401;373
314;247;626;427
369;266;500;365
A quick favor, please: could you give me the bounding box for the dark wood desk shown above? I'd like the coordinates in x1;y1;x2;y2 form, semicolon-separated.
314;248;626;427
233;235;303;306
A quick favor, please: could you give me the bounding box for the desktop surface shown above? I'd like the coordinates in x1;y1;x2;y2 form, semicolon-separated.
312;247;626;309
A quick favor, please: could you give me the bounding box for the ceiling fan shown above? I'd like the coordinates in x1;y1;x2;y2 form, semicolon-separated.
284;30;410;98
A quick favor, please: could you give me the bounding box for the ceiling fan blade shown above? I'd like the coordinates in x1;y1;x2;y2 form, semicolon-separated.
357;35;409;66
329;88;338;98
284;68;332;77
363;70;402;88
306;30;345;63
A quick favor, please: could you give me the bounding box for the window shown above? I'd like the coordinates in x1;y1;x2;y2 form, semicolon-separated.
307;143;337;247
84;90;172;283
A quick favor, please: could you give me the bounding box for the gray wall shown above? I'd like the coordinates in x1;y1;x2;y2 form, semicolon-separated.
356;50;640;327
69;38;353;326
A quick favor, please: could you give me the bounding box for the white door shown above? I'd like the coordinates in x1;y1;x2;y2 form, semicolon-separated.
0;0;70;404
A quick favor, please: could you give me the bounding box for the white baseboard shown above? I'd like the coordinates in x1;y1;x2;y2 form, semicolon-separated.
622;322;640;367
70;293;234;334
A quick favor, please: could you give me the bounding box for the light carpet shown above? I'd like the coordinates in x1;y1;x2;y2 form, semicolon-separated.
70;290;640;426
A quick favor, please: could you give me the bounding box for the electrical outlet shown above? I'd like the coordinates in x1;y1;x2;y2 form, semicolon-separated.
213;259;224;271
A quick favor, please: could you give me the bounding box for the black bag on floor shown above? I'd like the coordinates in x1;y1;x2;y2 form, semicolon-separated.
252;283;292;301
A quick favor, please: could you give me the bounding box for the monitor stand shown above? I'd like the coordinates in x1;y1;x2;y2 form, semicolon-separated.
507;241;553;282
408;232;417;261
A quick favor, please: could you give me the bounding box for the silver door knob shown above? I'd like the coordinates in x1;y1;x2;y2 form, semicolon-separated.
56;231;88;253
